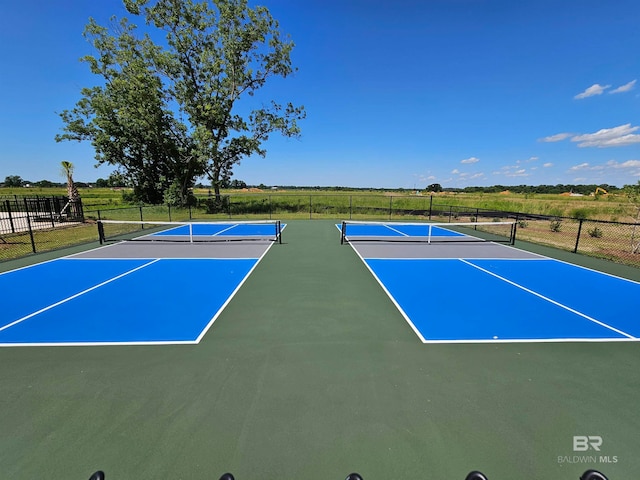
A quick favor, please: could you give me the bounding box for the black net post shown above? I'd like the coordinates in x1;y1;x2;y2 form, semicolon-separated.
97;221;105;245
340;221;346;244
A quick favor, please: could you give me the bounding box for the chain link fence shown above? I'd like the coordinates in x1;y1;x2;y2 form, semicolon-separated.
1;194;639;268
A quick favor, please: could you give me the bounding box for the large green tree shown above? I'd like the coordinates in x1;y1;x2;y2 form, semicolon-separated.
56;16;202;205
57;0;304;204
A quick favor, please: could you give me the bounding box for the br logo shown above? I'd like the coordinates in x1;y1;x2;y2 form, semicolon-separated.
573;436;603;451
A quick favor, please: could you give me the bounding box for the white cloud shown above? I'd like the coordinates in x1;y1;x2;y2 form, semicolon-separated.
495;165;529;177
606;159;640;169
571;124;640;148
469;173;485;179
574;83;610;99
451;169;460;174
539;133;573;142
461;157;480;164
610;80;636;94
568;159;640;177
570;163;590;171
543;162;553;167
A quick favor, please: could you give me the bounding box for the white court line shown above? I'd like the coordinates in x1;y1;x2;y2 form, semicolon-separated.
347;241;428;343
383;224;410;236
459;259;636;339
0;340;197;348
0;259;161;334
211;224;237;236
194;240;276;343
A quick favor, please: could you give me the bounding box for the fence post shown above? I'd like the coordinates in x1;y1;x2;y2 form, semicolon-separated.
23;199;37;253
6;200;15;233
309;195;312;220
349;195;352;220
168;204;172;222
574;219;584;253
47;198;56;228
389;196;393;220
429;195;433;220
269;195;272;220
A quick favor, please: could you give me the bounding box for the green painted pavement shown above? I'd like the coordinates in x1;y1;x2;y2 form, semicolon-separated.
1;220;638;479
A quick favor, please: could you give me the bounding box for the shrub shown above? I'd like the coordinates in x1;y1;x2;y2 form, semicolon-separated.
588;227;603;238
199;196;230;213
550;219;562;232
570;208;590;220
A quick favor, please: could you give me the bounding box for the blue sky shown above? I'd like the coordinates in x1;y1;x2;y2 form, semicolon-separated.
1;0;639;189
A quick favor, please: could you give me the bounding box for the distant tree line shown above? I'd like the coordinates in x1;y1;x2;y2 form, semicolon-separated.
1;175;94;189
0;175;630;199
445;184;621;195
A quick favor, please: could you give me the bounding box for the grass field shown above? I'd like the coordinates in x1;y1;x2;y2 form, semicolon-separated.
1;187;637;222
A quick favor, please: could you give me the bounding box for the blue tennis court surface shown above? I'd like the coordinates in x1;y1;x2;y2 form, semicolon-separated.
1;222;283;347
0;257;258;346
150;222;282;238
342;221;640;343
341;223;464;238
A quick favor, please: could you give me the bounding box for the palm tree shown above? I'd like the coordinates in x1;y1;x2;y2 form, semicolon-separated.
60;161;81;219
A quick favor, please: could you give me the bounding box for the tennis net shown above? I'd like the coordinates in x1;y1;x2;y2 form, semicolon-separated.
340;220;517;245
97;219;283;244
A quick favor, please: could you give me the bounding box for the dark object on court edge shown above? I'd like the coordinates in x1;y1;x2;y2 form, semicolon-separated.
219;474;235;480
465;471;489;480
88;472;105;480
345;474;363;480
581;470;608;480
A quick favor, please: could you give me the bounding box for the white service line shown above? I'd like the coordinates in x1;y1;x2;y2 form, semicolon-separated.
459;258;636;339
211;224;237;236
383;224;410;236
0;258;161;334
